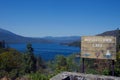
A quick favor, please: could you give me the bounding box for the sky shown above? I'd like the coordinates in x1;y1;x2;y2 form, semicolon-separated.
0;0;120;37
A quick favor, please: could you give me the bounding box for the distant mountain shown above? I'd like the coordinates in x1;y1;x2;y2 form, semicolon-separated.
2;28;117;45
97;29;119;36
65;40;81;47
43;36;80;43
67;29;119;47
0;28;51;43
0;28;80;44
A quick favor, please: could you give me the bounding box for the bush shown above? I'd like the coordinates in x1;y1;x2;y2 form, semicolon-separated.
27;73;52;80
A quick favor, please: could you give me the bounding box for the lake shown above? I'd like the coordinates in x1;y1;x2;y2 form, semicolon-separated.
9;43;80;61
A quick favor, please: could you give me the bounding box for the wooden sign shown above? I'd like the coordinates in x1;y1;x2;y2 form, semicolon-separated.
81;36;116;60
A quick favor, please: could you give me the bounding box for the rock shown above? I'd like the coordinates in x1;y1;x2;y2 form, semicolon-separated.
0;76;11;80
50;72;120;80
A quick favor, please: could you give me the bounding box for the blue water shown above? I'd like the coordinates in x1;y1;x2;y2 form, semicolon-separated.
9;43;80;61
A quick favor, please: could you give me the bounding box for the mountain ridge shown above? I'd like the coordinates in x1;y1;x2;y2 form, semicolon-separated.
0;28;51;43
67;29;119;47
97;29;119;36
0;28;117;44
43;36;80;43
0;28;80;43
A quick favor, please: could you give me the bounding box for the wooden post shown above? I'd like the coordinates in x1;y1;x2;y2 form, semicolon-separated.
82;58;85;73
112;60;115;76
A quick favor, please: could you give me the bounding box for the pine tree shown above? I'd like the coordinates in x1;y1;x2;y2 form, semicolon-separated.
20;43;36;74
26;43;36;73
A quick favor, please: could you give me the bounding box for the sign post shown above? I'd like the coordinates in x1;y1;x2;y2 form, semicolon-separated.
81;36;116;75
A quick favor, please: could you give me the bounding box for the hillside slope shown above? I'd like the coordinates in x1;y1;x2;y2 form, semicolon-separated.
67;29;119;47
0;28;50;43
97;29;119;36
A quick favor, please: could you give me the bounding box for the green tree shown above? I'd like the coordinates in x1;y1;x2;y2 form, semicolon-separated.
114;51;120;76
48;54;80;74
36;56;46;73
66;54;80;72
50;55;68;73
27;72;52;80
0;49;22;79
27;43;36;72
20;43;36;74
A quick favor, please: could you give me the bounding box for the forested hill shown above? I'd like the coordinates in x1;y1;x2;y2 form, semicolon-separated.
67;29;119;47
0;28;51;43
43;36;80;43
97;29;119;36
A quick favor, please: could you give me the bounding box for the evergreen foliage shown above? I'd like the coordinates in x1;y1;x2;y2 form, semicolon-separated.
27;72;52;80
48;54;80;75
0;48;22;79
0;43;40;79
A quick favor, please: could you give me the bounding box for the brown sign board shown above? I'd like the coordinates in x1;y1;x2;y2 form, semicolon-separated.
81;36;116;60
